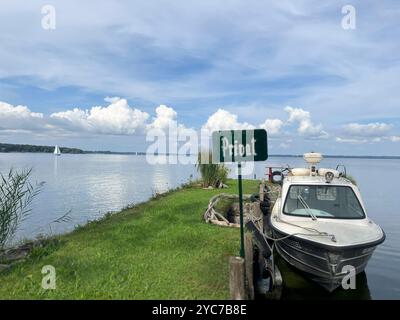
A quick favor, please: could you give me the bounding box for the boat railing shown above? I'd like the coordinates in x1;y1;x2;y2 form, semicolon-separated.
335;164;347;177
266;166;291;184
266;163;348;184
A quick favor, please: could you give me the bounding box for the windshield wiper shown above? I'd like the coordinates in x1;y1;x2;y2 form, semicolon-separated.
297;195;318;221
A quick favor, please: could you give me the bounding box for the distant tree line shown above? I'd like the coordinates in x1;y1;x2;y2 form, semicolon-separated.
0;143;84;154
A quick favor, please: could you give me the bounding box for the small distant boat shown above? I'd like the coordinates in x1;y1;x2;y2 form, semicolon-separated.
53;145;61;156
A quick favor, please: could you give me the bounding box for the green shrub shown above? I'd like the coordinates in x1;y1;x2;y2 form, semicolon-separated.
196;151;229;188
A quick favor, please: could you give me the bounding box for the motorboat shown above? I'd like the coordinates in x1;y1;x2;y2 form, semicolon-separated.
266;153;385;292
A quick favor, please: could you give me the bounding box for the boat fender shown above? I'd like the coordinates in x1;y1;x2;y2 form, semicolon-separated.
271;171;284;185
260;205;270;215
260;199;270;208
250;193;259;202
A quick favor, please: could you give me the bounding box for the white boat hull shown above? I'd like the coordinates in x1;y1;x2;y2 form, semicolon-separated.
269;217;385;292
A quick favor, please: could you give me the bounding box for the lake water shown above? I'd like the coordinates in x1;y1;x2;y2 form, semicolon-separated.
0;153;399;299
0;153;198;242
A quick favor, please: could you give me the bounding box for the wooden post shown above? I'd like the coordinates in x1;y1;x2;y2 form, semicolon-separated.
259;180;265;202
229;256;246;300
268;167;273;183
244;233;255;300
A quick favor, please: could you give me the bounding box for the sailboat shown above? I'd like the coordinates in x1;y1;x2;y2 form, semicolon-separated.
53;145;61;156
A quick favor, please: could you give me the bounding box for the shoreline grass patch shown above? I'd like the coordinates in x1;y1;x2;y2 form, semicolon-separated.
0;179;259;299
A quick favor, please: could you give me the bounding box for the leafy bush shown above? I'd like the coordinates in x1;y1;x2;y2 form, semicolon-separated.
196;151;229;188
0;169;41;249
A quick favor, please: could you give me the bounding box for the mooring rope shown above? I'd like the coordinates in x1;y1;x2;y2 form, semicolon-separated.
204;193;253;226
248;214;337;249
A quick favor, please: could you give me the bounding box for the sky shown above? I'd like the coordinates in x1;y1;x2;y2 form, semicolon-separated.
0;0;399;155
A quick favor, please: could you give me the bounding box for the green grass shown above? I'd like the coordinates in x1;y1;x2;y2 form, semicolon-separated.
0;179;260;299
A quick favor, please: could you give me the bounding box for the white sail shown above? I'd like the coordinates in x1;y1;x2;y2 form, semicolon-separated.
54;145;61;155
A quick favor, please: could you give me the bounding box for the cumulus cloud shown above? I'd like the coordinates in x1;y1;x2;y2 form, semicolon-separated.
336;122;399;144
50;98;149;135
0;98;192;137
259;119;283;136
343;122;392;137
146;104;196;139
284;106;328;138
3;96;399;152
202;107;331;141
0;101;44;131
202;109;254;132
147;105;178;130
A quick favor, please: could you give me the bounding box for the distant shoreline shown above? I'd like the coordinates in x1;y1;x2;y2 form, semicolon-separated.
1;142;399;159
269;154;400;160
1;152;399;160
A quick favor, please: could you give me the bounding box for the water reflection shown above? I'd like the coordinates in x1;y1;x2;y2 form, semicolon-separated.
0;153;198;241
277;256;371;300
53;156;58;177
151;165;171;194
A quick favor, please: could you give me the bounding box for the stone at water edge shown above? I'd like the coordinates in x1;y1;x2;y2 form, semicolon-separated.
0;248;30;262
0;264;11;272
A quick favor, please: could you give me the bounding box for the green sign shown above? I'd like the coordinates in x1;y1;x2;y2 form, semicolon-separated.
212;129;268;163
211;129;268;259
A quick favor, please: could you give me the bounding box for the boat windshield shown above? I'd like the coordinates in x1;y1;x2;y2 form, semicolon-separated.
283;185;365;219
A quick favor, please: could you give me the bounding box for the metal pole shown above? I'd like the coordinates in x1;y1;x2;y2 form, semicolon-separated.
238;162;245;258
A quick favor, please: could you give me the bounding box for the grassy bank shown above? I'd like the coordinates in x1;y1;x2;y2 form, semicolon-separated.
0;179;259;299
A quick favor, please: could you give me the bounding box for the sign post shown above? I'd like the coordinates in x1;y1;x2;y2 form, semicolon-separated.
237;162;244;258
212;129;268;258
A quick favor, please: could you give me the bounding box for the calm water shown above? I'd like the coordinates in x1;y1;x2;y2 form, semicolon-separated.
0;153;198;242
0;153;399;299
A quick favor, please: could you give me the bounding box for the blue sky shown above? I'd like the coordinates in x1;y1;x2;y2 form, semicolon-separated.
0;0;400;155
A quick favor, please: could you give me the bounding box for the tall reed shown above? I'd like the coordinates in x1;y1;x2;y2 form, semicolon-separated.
196;151;229;188
0;169;41;249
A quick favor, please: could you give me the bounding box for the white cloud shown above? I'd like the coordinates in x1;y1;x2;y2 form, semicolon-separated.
146;104;196;140
0;101;44;131
202;106;333;142
336;137;369;144
343;122;393;137
386;136;400;142
104;96;121;103
259;119;283;136
336;133;400;144
3;96;399;154
202;108;254;132
147;105;177;130
0;99;192;138
279;142;290;149
284;106;328;138
337;122;398;144
50;98;149;135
